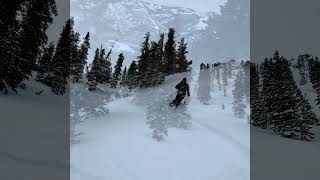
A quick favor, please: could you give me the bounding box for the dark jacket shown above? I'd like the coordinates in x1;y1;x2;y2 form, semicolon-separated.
175;80;190;96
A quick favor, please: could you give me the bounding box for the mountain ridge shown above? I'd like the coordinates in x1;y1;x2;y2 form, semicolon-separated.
71;0;210;65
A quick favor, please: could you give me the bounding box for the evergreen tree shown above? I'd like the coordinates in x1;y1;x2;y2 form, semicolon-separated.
259;51;318;139
164;28;177;75
242;61;250;102
70;31;81;82
97;47;106;83
110;53;124;88
47;19;72;95
232;70;246;119
0;0;57;93
293;89;319;140
0;0;26;94
127;61;138;90
176;38;189;73
18;0;57;79
36;42;55;82
147;41;165;87
137;32;151;88
87;48;102;91
101;48;113;84
120;66;127;86
72;32;90;82
309;56;320;107
250;63;266;126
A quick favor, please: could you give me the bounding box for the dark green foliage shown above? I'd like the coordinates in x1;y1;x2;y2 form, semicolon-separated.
18;0;57;78
257;51;319;140
0;0;57;94
250;63;266;127
71;32;90;83
36;42;55;82
163;28;177;75
110;53;124;88
99;47;113;85
47;19;73;95
127;61;138;90
120;66;127;86
309;56;320;107
137;32;151;88
176;38;189;73
87;48;102;91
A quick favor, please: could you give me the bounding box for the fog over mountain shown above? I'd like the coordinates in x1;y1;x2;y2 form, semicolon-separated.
71;0;249;65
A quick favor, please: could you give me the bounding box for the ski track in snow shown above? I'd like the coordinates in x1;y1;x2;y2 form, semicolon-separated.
193;121;249;157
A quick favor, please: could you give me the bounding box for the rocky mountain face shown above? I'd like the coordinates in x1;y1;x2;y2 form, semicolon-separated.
71;0;209;65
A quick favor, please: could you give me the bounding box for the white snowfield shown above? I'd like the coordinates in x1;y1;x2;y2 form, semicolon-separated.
71;68;250;180
0;80;69;180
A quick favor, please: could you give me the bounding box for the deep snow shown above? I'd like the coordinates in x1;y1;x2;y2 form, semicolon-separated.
71;67;250;180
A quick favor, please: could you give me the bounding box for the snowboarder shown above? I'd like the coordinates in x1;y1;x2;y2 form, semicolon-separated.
170;78;190;107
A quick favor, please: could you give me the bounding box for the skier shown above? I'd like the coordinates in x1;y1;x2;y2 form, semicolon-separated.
170;78;190;107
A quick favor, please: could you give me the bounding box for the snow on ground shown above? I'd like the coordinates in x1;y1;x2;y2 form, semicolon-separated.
0;79;69;180
251;126;320;180
71;67;250;180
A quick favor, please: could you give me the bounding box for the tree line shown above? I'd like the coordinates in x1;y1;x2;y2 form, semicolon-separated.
0;0;191;95
0;0;58;94
251;51;320;141
85;28;192;91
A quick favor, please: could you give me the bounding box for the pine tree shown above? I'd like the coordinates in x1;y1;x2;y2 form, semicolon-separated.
70;31;81;83
110;53;124;88
36;42;55;82
176;38;189;73
250;63;266;126
163;28;177;75
97;48;106;83
242;62;250;102
0;0;57;93
232;70;246;118
47;19;72;95
87;48;102;91
72;32;90;83
147;41;165;87
309;56;320;107
127;61;138;90
18;0;57;79
137;32;151;88
120;66;127;86
101;48;113;84
293;89;319;140
0;0;26;94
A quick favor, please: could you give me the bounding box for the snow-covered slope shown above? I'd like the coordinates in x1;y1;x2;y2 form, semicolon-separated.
0;79;69;179
71;0;208;65
70;65;250;180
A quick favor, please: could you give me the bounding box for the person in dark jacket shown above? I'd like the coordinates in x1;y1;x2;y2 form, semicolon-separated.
170;78;190;107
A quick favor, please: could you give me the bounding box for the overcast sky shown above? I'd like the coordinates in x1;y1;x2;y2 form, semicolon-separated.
143;0;227;13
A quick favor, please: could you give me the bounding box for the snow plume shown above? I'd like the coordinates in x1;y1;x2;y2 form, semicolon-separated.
70;82;111;143
133;72;192;141
197;69;212;104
